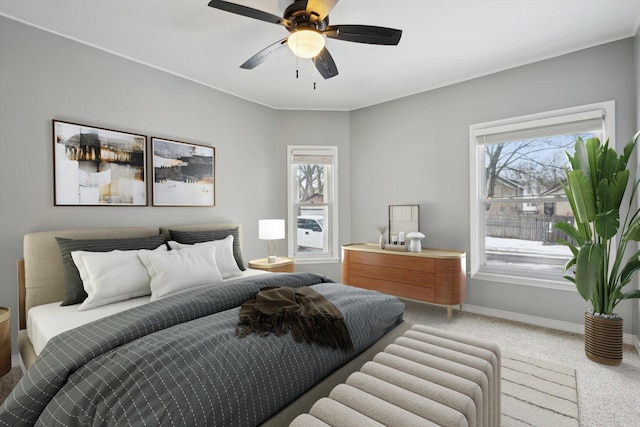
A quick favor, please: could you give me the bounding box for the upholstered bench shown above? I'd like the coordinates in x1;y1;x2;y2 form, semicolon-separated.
290;324;501;427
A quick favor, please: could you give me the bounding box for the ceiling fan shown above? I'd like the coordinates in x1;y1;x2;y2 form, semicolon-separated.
207;0;402;79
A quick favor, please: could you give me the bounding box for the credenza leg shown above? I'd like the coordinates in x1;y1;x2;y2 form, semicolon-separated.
447;305;452;322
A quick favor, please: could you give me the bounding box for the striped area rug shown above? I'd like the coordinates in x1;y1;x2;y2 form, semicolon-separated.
502;352;579;427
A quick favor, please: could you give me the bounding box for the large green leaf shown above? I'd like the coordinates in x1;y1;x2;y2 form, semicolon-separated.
556;238;579;256
571;137;589;175
618;256;640;284
567;170;597;225
559;182;591;242
619;135;639;170
622;214;640;242
575;243;603;302
599;145;618;183
585;138;601;191
608;170;629;212
620;289;640;300
594;209;619;240
553;221;585;247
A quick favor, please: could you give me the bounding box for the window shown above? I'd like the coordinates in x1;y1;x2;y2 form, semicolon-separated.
469;101;615;287
287;146;339;263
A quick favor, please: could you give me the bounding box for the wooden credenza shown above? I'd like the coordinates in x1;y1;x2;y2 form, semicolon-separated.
342;244;466;320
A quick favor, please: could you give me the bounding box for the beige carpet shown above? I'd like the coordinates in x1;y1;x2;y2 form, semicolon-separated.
502;352;579;427
0;367;21;406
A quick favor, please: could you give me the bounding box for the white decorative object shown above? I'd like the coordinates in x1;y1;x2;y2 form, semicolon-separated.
384;244;407;252
376;225;388;249
398;231;405;245
259;219;285;263
406;232;425;253
379;234;387;249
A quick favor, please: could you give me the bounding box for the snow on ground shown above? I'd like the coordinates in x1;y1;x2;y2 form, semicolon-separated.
486;236;572;257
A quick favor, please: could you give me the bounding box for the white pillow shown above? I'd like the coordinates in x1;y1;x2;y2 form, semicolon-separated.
167;235;241;278
72;246;167;311
138;245;224;301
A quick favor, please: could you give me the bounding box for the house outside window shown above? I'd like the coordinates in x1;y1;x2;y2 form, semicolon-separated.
287;146;339;263
469;101;615;288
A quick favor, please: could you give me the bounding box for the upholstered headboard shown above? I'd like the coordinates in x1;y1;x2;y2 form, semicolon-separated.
19;223;242;329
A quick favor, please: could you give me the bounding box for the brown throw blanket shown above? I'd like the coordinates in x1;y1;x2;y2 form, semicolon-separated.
237;286;354;351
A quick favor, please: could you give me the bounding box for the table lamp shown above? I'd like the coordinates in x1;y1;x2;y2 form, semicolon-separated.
259;219;285;263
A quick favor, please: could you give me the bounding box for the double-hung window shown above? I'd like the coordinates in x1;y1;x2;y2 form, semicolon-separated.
287;146;339;263
469;101;615;287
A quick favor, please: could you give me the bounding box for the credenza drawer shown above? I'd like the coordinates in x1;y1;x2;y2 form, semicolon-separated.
349;251;435;273
348;263;435;288
348;275;436;301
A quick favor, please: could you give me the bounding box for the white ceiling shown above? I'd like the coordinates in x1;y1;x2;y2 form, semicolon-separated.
1;0;639;111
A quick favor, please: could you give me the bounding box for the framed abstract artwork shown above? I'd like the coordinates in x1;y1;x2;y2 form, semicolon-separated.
53;120;147;206
151;137;215;206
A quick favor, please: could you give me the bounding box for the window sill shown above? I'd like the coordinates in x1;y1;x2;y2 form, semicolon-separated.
471;270;577;292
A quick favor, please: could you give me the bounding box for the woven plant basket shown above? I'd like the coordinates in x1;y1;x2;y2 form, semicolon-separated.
584;312;623;366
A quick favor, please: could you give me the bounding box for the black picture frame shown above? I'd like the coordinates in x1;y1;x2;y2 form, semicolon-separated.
151;137;215;207
53;120;147;206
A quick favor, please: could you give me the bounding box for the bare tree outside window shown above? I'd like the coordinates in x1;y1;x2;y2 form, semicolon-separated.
484;136;576;203
296;164;325;202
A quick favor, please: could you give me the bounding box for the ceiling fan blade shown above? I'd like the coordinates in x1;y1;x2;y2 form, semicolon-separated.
313;47;338;79
240;38;289;69
305;0;339;22
208;0;292;28
325;25;402;45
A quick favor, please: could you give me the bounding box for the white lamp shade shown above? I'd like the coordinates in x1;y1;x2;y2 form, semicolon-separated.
406;232;425;239
287;29;325;58
259;219;285;240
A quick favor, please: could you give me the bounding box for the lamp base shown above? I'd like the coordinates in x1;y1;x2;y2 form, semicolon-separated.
268;255;277;264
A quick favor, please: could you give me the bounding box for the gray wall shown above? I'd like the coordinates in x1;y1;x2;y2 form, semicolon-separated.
0;17;352;355
350;38;638;333
1;16;639;358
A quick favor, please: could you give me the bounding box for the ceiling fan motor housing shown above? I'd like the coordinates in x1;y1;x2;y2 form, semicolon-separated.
284;1;329;34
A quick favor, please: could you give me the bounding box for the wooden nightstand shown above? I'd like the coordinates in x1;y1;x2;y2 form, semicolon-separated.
0;307;10;376
248;257;295;273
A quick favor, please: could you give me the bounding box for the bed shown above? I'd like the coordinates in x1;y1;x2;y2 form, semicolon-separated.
2;223;409;426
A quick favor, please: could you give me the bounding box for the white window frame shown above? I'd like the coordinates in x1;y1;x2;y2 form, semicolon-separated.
469;101;615;289
287;145;339;264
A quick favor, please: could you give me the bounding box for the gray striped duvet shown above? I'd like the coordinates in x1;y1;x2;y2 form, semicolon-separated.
0;272;404;426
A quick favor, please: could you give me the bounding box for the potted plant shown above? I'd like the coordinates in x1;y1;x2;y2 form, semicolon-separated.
554;131;640;365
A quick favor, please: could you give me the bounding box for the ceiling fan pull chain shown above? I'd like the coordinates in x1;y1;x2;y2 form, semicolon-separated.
313;58;317;90
295;33;300;79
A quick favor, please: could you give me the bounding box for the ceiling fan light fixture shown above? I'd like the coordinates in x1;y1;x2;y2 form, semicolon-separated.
287;29;325;58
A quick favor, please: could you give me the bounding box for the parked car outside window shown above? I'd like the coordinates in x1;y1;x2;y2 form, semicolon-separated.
297;216;324;249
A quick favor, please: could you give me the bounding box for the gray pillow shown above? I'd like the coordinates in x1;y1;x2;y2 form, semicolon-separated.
169;228;246;271
56;235;167;306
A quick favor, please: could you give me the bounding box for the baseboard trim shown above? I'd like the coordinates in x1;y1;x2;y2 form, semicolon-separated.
461;304;636;346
